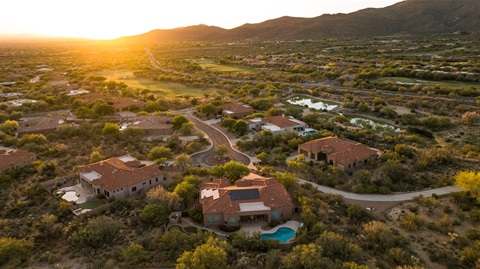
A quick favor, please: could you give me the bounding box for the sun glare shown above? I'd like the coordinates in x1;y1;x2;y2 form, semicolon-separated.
0;0;402;40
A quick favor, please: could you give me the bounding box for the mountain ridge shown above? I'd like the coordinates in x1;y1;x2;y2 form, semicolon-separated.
117;0;480;43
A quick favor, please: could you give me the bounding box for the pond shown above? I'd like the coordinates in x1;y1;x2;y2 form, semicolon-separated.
350;117;401;133
287;97;338;111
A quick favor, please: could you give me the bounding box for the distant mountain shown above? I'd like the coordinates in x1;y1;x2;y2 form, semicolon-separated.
119;0;480;43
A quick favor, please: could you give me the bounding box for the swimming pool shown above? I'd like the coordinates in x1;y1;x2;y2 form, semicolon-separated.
260;227;295;243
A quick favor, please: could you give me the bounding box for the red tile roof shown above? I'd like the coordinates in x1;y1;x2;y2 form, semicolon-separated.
217;103;254;114
78;156;162;192
261;115;305;128
298;136;378;165
0;150;36;171
130;115;173;131
199;173;293;215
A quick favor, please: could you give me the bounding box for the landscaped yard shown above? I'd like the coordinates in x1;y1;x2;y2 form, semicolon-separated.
90;69;225;97
78;199;105;209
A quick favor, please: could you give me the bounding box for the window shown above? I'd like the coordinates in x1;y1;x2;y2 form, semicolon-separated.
132;186;137;192
143;182;146;185
229;217;236;224
207;215;221;224
272;211;279;219
156;178;158;182
149;180;151;184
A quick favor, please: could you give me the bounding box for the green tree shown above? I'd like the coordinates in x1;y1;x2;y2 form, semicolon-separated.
102;122;120;136
274;171;299;190
69;216;123;249
221;161;250;182
18;133;47;147
232;120;248;136
94;103;115;116
200;104;218;117
139;204;168;227
90;150;105;163
174;153;191;171
122;243;149;265
214;145;229;160
147;185;183;211
284;243;323;269
0;237;33;266
179;122;195;135
176;240;227;269
172;114;189;130
455;171;480;202
265;107;283;118
174;181;198;201
0;120;18;136
220;118;237;130
147;146;173;161
75;106;94;119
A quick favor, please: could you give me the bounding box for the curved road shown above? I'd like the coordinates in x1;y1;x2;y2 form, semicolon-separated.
184;113;251;167
299;179;462;202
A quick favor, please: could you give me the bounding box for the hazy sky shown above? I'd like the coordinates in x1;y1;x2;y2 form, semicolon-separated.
0;0;403;40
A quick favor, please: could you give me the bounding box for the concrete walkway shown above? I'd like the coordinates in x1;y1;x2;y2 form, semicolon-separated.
299;179;462;202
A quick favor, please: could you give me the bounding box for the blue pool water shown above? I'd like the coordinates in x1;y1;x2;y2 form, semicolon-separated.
260;227;295;243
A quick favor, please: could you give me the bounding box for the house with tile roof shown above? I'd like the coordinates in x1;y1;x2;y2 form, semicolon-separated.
0;149;37;173
120;115;174;135
17;116;67;138
199;173;293;227
298;136;379;171
78;155;164;200
247;115;307;135
216;103;254;118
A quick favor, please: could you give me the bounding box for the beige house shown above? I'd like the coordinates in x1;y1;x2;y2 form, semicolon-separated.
199;173;293;227
298;136;379;171
0;149;37;173
78;155;163;200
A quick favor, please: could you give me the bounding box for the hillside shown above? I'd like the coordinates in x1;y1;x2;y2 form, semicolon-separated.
119;0;480;43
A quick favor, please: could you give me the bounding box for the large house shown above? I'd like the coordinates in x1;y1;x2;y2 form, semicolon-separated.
120;115;174;135
247;115;307;135
0;149;36;173
199;173;293;227
298;136;379;171
78;155;164;200
17;116;67;137
217;103;254;118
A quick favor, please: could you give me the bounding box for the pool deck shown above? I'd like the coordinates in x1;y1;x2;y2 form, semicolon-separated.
57;183;94;204
241;220;302;235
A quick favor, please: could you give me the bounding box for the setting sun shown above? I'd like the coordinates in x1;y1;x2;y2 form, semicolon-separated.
1;0;401;39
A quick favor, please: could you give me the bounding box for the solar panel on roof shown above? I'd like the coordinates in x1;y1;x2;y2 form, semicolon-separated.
229;189;260;200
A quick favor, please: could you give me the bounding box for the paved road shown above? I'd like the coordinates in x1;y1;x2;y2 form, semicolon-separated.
299;179;463;202
184;113;251;167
